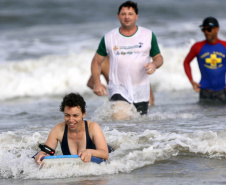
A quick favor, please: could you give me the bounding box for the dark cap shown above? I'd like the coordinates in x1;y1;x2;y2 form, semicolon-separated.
200;17;219;27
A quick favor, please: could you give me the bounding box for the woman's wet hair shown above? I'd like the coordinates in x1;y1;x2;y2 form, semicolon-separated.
60;93;86;113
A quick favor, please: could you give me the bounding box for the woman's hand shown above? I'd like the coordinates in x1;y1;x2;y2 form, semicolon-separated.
35;151;48;165
78;149;92;162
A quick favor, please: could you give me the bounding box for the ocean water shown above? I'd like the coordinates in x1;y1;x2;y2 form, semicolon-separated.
0;0;226;184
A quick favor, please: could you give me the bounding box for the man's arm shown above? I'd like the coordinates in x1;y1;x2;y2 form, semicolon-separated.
87;75;95;89
91;53;108;96
183;45;200;92
144;32;163;74
87;75;107;91
144;53;163;75
79;121;109;162
149;84;154;106
87;55;110;90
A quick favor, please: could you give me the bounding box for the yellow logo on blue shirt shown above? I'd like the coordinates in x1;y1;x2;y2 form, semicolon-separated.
204;54;222;69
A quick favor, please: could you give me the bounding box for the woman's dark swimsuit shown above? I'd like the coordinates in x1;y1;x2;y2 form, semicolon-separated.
61;120;113;154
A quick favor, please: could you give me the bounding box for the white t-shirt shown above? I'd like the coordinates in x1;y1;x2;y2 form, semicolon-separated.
98;26;159;103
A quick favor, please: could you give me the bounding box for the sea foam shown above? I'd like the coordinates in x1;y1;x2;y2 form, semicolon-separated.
0;43;200;100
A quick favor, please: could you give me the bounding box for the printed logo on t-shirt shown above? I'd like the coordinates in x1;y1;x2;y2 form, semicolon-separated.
113;42;143;55
113;46;119;50
139;42;143;48
204;54;223;69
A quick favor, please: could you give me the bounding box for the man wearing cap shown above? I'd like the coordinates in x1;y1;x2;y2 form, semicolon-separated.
184;17;226;102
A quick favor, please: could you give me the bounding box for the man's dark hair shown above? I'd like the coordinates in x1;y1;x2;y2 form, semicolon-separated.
118;1;138;15
60;93;86;113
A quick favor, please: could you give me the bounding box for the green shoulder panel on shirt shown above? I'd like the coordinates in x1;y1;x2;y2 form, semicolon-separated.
96;37;108;56
150;32;161;57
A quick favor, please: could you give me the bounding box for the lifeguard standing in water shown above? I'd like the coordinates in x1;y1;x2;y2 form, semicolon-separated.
184;17;226;102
